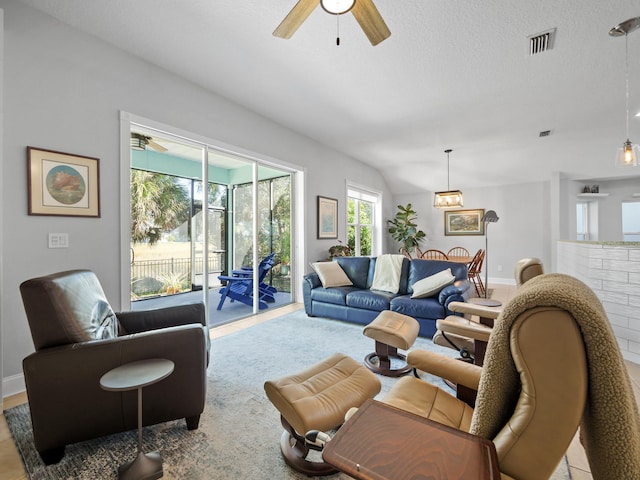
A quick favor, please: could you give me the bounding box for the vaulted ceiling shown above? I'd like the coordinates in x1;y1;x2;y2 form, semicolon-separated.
18;0;640;194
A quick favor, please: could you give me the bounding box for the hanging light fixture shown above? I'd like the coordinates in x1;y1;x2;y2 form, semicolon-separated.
434;149;463;208
610;16;640;167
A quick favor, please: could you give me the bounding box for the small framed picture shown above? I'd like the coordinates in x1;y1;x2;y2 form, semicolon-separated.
27;147;101;217
317;196;338;239
444;209;485;236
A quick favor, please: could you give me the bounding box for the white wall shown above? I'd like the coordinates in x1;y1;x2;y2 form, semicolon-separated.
0;1;393;398
393;181;551;284
569;177;640;242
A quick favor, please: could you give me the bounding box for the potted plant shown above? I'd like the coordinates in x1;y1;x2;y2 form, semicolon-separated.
159;272;187;295
328;240;353;260
387;204;426;257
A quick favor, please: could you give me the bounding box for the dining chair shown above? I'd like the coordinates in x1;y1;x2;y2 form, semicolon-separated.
467;249;485;296
447;246;470;258
420;249;449;260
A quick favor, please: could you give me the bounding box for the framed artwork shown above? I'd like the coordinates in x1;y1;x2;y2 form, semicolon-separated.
27;147;101;217
317;195;338;239
444;209;485;236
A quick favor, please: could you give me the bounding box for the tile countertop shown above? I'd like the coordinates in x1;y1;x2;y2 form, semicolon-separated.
559;240;640;247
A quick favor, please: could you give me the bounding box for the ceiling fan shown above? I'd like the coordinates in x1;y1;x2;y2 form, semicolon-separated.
130;133;168;152
273;0;391;46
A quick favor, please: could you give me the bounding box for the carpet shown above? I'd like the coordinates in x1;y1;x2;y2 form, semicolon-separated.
5;310;571;479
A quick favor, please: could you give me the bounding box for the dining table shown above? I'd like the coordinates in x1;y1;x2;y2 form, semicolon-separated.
447;255;473;265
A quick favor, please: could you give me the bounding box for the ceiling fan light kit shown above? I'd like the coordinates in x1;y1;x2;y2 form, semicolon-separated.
320;0;355;15
434;149;464;209
610;16;640;167
273;0;391;46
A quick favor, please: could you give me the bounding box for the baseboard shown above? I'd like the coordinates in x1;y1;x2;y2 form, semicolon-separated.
3;372;26;399
488;277;517;286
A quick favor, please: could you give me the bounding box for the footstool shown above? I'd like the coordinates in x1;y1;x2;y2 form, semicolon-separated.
264;353;381;476
363;310;420;377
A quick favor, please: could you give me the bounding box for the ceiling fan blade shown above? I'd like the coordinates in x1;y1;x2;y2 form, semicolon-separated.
147;139;168;152
273;0;320;39
351;0;391;46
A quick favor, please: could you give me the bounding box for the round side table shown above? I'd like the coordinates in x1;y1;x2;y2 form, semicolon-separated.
100;358;174;480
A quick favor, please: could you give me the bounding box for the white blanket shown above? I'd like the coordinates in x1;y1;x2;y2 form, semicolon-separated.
370;254;405;294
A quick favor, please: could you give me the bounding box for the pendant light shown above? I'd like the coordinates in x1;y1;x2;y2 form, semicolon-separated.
610;17;640;167
434;149;463;208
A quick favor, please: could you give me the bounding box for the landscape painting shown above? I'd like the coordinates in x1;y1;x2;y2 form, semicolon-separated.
444;209;485;236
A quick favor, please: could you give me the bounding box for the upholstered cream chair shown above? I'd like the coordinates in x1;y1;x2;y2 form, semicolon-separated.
514;257;544;287
382;274;640;480
433;257;544;364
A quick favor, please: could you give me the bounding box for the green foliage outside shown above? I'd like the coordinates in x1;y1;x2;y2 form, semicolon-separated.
236;176;292;292
347;197;373;256
130;168;292;297
130;170;191;245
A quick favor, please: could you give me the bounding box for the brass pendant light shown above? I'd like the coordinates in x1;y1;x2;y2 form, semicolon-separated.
434;149;463;208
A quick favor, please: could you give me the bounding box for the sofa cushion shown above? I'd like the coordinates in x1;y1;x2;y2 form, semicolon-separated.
408;259;468;295
411;268;456;299
346;290;396;311
312;262;353;288
335;257;372;290
311;286;357;306
391;295;446;320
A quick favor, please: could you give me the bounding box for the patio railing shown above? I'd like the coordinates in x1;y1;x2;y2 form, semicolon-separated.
131;252;226;297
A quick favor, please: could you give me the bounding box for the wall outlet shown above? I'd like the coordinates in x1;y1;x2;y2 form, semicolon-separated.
497;264;503;272
48;233;69;248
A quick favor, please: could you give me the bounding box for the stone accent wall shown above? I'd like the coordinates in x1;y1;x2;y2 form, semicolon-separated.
557;240;640;364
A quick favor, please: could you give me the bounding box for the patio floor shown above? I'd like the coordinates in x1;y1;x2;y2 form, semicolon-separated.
132;287;293;328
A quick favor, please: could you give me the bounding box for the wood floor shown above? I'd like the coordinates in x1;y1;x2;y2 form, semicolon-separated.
1;298;638;480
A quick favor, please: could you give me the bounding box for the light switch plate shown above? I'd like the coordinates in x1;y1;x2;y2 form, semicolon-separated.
48;233;69;248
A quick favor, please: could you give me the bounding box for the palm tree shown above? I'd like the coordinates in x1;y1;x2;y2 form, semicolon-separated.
130;170;191;245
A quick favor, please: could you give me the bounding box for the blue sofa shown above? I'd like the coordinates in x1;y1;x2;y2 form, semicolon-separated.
303;256;471;337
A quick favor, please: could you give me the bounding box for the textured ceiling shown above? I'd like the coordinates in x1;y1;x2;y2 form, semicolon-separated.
18;0;640;194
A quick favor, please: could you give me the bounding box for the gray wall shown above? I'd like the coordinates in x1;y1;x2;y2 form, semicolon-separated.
0;2;393;398
393;177;640;286
393;181;552;284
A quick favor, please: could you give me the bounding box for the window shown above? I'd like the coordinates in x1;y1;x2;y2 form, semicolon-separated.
622;201;640;241
347;187;380;256
576;202;589;240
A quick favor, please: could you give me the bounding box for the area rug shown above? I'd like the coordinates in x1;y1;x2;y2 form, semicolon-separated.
5;310;571;479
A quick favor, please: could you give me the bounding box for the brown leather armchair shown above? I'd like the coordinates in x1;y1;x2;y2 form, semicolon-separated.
381;273;640;480
20;269;210;464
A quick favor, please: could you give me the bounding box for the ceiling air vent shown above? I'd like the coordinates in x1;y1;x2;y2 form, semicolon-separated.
539;130;552;137
528;28;556;55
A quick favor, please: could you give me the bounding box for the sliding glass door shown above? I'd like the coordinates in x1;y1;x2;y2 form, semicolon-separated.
127;122;294;323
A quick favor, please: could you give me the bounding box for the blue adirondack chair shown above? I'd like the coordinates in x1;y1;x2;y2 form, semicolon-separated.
217;254;277;310
231;253;278;296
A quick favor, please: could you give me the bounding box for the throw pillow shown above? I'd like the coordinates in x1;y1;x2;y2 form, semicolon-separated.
312;261;353;288
411;268;456;299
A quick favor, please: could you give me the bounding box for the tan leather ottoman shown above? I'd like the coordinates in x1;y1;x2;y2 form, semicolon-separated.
264;352;381;476
363;310;420;377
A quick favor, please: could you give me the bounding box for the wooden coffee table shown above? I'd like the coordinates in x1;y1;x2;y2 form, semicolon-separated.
323;399;500;480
